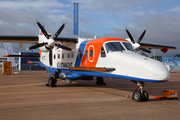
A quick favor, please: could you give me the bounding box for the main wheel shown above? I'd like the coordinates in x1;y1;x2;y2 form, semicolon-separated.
133;91;142;102
132;91;135;99
96;77;106;85
142;91;149;101
48;77;56;87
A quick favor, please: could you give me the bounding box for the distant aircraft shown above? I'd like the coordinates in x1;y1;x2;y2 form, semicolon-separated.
0;20;176;102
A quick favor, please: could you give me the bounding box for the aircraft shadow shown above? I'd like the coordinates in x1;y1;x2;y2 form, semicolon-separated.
42;77;180;102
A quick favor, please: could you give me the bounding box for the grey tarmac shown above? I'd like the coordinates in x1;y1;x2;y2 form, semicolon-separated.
0;71;179;120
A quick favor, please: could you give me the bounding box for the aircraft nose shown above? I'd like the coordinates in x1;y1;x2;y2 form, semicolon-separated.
151;61;170;82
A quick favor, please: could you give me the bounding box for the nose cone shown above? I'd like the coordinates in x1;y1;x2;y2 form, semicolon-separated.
154;63;170;81
151;61;170;82
126;54;170;82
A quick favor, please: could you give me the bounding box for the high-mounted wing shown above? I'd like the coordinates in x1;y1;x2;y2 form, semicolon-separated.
125;29;176;53
55;37;78;43
139;43;176;53
0;36;78;44
139;43;176;50
3;54;40;58
0;20;79;67
0;36;38;43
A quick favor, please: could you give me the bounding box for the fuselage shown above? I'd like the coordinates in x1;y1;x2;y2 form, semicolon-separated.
40;37;170;82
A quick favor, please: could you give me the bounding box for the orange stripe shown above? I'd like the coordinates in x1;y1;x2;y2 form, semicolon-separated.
80;37;127;67
39;50;42;55
70;67;106;71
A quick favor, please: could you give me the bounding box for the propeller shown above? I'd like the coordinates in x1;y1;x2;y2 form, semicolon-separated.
26;42;48;50
137;29;146;43
49;46;52;66
125;28;135;44
27;20;73;66
125;28;151;53
139;47;151;53
55;43;73;51
53;23;66;39
36;20;49;39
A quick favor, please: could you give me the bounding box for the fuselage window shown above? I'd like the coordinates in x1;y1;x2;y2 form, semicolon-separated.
101;46;106;57
71;52;74;58
122;42;136;52
90;50;93;57
62;53;64;59
78;51;82;57
58;54;60;59
68;52;70;58
105;42;125;53
54;54;56;59
85;51;88;57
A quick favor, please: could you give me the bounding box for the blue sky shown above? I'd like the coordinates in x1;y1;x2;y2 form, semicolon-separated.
0;0;180;57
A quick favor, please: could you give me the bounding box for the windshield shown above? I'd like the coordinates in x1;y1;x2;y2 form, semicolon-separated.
122;42;136;52
105;42;125;53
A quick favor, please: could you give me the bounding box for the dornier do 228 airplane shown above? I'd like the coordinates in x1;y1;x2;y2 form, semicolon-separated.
0;20;176;102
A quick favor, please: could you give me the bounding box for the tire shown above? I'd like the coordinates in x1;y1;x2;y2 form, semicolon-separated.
132;91;135;99
142;91;149;101
133;91;142;102
48;77;55;87
96;77;106;85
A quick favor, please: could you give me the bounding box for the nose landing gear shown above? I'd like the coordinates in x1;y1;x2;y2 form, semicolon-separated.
132;81;149;102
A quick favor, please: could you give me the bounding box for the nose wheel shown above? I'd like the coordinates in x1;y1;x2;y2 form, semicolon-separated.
132;81;149;102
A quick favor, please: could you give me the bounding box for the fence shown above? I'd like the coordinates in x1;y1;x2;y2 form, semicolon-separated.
172;66;180;73
0;64;46;72
19;64;46;71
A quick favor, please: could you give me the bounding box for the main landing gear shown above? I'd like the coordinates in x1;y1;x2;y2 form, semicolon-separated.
96;77;106;85
132;81;149;102
46;72;58;87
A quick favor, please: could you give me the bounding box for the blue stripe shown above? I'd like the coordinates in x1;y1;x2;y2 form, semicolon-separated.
40;62;166;83
82;71;167;83
74;40;90;67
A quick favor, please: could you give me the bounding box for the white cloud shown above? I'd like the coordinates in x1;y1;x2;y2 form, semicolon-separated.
0;0;179;56
169;6;180;12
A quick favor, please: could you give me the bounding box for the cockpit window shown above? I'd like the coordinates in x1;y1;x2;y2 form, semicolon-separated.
122;42;136;52
105;42;125;53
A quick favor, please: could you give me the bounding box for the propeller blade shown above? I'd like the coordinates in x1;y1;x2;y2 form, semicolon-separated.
125;28;135;44
26;42;48;50
53;22;66;39
139;47;152;53
36;20;49;39
55;43;73;51
137;29;146;43
49;46;52;66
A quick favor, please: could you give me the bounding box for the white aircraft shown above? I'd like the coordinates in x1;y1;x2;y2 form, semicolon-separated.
0;20;176;102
